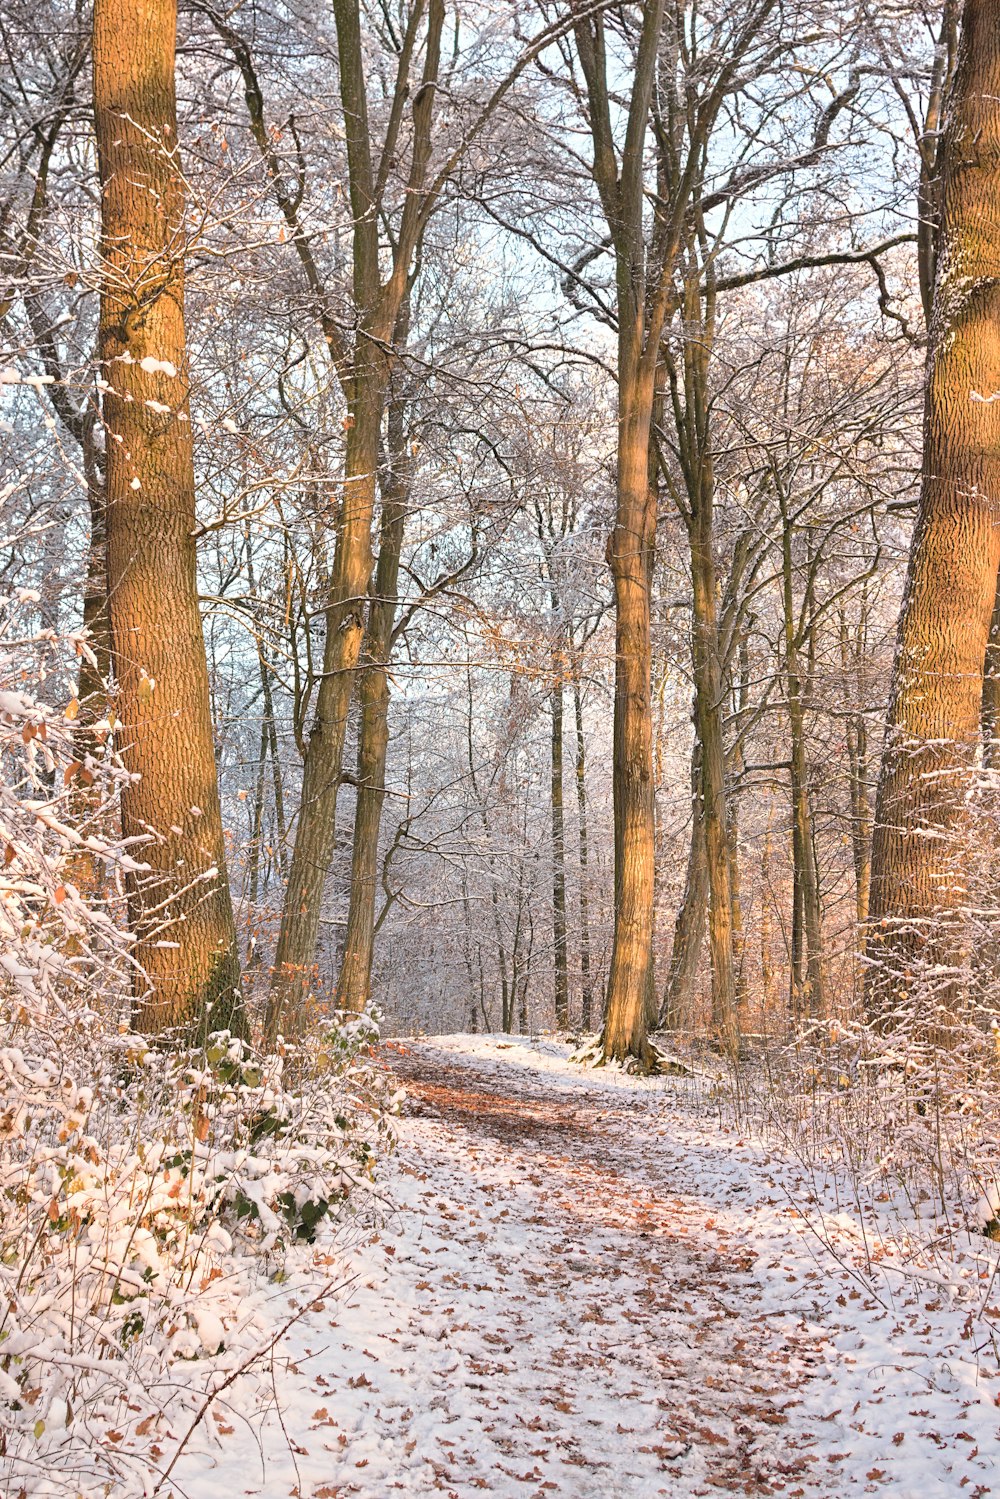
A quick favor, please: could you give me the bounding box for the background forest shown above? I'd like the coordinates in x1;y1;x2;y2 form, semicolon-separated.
1;0;952;1048
8;0;1000;1492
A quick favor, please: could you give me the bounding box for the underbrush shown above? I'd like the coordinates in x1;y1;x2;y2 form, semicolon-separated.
0;583;399;1496
707;1016;1000;1358
0;1007;397;1498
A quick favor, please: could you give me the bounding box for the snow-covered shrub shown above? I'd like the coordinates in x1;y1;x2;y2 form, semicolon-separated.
0;1009;396;1495
0;560;398;1495
721;1009;1000;1333
0;580;135;1021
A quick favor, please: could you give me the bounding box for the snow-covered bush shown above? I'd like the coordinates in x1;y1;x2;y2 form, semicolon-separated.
0;1010;396;1496
0;577;134;1021
0;558;398;1496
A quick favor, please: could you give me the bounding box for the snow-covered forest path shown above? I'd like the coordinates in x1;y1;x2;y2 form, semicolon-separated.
177;1037;1000;1499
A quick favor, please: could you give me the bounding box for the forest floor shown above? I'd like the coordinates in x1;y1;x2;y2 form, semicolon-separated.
173;1035;1000;1499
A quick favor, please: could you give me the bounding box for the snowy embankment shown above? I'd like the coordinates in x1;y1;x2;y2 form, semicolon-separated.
166;1034;1000;1498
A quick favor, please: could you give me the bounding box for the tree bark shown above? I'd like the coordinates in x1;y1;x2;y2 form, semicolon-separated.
982;567;1000;768
265;0;443;1040
661;736;708;1031
93;0;242;1037
868;0;1000;1026
335;403;410;1014
691;512;737;1053
602;373;658;1064
839;608;871;941
780;489;825;1017
572;670;595;1032
572;0;665;1067
727;631;751;1020
551;673;570;1029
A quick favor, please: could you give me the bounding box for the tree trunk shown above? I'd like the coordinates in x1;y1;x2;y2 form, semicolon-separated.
760;823;776;1015
602;376;657;1066
93;0;242;1038
691;499;737;1054
247;719;268;914
661;736;708;1031
68;471;113;898
572;671;595;1031
982;567;1000;768
670;258;738;1055
839;608;871;942
780;492;825;1017
266;364;387;1039
265;0;442;1039
727;631;751;1020
868;0;1000;1028
336;405;409;1014
551;675;570;1029
77;478;110;717
572;0;665;1067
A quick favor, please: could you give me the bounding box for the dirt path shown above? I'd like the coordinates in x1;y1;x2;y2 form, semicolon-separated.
378;1041;826;1497
176;1036;1000;1499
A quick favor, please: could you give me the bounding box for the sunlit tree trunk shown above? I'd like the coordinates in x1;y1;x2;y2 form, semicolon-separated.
93;0;242;1036
572;0;665;1066
336;403;410;1014
868;0;1000;1026
602;366;658;1064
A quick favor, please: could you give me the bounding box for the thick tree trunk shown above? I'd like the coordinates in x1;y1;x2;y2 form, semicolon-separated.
335;410;409;1014
601;378;657;1066
868;0;1000;1026
93;0;242;1038
572;0;665;1067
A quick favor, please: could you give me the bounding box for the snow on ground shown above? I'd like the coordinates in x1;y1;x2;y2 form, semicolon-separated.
170;1035;1000;1498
